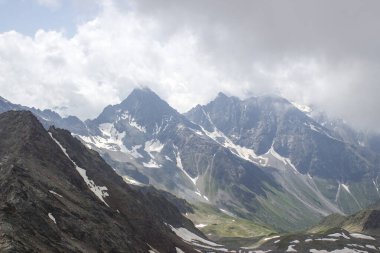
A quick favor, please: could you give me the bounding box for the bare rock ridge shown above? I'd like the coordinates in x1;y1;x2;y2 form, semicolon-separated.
0;110;203;252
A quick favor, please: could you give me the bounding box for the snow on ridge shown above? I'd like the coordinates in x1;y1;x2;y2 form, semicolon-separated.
303;122;342;142
49;190;63;198
140;140;165;168
120;111;146;133
49;133;110;207
174;149;209;200
200;125;268;166
77;123;129;153
350;233;376;240
48;213;56;224
199;108;268;166
291;101;312;113
144;139;164;156
328;232;350;239
174;149;198;185
77;123;147;159
99;123;127;150
153;116;173;136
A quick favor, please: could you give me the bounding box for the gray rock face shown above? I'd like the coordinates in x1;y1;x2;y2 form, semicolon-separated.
186;93;378;181
0;110;202;252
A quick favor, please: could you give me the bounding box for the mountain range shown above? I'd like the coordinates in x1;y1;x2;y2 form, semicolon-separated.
1;88;380;235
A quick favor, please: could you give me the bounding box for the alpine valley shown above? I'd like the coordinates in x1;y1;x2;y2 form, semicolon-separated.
1;88;380;252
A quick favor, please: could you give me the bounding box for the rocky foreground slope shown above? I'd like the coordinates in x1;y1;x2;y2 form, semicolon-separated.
0;110;231;252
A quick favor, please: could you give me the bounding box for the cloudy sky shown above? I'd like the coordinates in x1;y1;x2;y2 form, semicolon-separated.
0;0;379;131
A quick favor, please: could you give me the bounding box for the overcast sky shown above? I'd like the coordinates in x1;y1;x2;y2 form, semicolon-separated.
0;0;379;131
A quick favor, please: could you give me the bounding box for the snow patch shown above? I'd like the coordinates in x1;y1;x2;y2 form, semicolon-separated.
48;213;56;224
169;225;227;251
315;238;338;242
199;116;267;166
219;208;236;217
328;233;350;239
49;190;63;198
286;245;297;252
266;146;299;173
195;224;207;228
175;247;185;253
291;101;312;113
165;155;173;161
120;111;146;133
350;233;375;240
174;148;198;185
366;245;376;250
142;140;164;168
123;176;145;186
49;133;110;207
143;159;162;168
263;235;280;241
75;165;110;207
303;122;342;142
341;184;351;194
144;140;164;155
78;123;128;153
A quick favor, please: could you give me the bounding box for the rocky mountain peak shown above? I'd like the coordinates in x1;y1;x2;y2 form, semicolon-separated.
0;110;46;139
88;88;193;135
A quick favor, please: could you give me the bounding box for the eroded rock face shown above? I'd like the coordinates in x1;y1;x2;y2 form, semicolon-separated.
0;110;200;253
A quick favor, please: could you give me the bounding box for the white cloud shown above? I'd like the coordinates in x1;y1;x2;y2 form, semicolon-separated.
0;3;225;119
0;0;380;132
